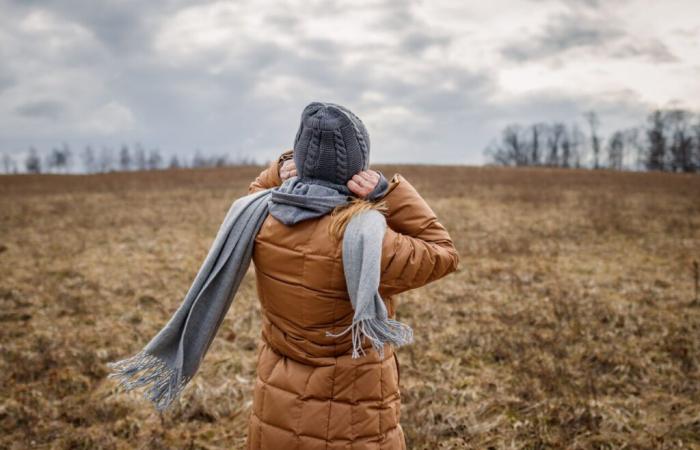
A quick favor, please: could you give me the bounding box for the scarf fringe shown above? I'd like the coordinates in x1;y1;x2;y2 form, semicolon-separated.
106;351;191;412
326;317;414;359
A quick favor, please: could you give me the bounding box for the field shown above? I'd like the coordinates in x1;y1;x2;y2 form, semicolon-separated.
1;165;699;449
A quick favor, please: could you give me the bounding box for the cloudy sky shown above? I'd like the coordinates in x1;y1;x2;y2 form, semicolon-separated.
1;0;699;167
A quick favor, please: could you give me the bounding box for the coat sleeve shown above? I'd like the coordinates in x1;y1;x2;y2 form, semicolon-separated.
378;173;460;297
248;150;294;194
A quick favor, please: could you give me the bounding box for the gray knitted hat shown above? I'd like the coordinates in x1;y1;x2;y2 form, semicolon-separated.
292;102;370;186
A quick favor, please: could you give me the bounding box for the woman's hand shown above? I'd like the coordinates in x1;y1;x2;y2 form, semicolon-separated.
279;159;297;181
347;170;380;198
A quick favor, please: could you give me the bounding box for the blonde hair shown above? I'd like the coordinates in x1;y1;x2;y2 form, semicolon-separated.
328;197;388;242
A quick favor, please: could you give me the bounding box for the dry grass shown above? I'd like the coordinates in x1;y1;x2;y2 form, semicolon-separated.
1;165;699;449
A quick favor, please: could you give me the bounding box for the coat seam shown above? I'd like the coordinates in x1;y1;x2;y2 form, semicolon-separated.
257;357;267;450
325;360;338;450
326;224;339;450
326;248;338;450
351;363;356;448
379;357;384;444
293;366;314;450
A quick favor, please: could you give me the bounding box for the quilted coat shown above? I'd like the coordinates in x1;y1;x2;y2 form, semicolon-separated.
245;151;459;449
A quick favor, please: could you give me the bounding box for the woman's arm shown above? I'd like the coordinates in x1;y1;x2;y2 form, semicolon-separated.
248;150;294;194
378;174;460;297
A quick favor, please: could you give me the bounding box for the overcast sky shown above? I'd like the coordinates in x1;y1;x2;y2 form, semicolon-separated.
1;0;699;166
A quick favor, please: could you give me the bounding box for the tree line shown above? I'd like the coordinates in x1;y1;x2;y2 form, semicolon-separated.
484;108;700;173
1;143;260;175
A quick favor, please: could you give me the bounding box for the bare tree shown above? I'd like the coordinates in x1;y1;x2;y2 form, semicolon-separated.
645;110;667;171
529;123;545;166
623;127;644;171
82;146;96;173
485;125;529;166
25;147;42;173
119;145;132;171
560;127;573;168
607;131;625;171
133;143;147;170
693;115;700;172
61;142;72;173
2;153;16;174
585;111;601;169
666;109;694;172
46;148;58;173
570;124;585;168
169;154;181;169
192;149;206;168
546;123;565;167
45;143;71;173
147;148;162;170
213;155;228;167
484;108;699;173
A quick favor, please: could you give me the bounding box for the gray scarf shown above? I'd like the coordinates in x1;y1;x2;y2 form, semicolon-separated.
106;175;413;412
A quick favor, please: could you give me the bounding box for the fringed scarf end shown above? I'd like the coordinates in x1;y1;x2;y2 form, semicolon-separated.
106;351;190;412
326;317;414;359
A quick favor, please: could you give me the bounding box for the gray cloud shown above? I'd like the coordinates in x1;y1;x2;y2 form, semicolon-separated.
502;12;623;61
15;100;66;120
556;0;603;8
0;70;15;93
6;0;185;53
502;6;678;64
0;0;695;168
399;30;452;55
613;40;679;63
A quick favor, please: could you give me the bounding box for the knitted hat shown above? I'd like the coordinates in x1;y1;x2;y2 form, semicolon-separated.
292;102;370;186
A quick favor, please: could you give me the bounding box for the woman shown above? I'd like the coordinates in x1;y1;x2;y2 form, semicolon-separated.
245;102;459;449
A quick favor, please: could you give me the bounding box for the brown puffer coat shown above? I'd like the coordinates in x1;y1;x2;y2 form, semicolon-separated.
245;151;459;450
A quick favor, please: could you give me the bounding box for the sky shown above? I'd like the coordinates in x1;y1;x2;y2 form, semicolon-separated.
1;0;699;168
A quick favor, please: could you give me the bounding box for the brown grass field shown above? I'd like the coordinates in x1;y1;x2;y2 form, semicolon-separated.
1;165;699;449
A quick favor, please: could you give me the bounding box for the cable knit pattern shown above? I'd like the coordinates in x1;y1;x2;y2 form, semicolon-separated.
333;128;348;184
293;102;370;186
333;103;370;168
303;127;321;178
351;119;369;169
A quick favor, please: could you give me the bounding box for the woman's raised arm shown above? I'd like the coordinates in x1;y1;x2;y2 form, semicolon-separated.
378;174;460;297
247;150;293;194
